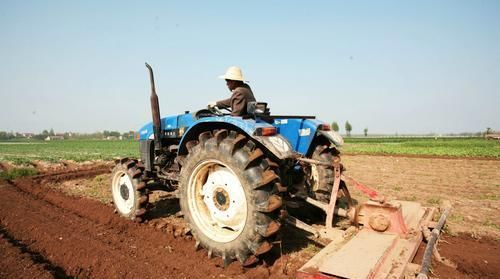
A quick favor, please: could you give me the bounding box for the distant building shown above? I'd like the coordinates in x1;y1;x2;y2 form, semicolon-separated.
22;133;35;138
485;133;500;140
45;135;64;141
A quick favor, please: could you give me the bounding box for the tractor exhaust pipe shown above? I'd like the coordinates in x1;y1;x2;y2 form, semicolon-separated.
145;62;163;151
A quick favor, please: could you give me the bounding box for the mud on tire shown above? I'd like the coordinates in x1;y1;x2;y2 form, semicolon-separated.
111;158;149;221
179;130;282;265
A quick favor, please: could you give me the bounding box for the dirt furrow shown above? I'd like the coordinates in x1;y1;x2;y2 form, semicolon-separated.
0;175;250;279
0;225;58;279
1;157;498;279
1;184;166;278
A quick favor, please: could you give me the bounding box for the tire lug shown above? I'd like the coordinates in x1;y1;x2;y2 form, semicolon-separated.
243;255;258;267
222;252;231;267
235;251;247;264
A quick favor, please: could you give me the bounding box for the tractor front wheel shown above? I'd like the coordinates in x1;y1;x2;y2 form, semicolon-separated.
111;158;149;221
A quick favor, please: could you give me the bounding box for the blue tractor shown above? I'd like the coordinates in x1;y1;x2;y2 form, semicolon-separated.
111;63;351;266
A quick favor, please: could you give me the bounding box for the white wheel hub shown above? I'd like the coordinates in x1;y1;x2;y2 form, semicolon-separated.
112;170;135;215
188;160;248;243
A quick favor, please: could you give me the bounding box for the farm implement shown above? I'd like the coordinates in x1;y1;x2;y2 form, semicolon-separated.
295;175;451;279
111;63;450;279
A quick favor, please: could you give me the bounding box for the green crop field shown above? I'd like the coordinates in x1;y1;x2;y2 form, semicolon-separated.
342;137;500;158
0;139;139;165
0;137;498;166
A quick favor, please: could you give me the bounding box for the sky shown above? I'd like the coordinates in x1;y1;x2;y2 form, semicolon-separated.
1;0;499;135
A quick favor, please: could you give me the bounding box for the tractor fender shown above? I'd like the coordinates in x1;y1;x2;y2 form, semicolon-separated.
254;134;294;160
178;117;294;160
317;130;344;147
273;118;343;156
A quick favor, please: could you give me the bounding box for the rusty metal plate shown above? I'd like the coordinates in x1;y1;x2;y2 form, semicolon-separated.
319;230;397;279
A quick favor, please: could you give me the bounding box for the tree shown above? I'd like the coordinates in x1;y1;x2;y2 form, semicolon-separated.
49;128;55;136
331;121;339;132
364;128;368;137
33;134;45;140
486;127;492;134
345;121;352;137
0;131;13;140
109;131;121;137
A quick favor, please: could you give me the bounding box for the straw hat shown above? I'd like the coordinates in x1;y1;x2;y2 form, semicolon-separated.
218;66;245;81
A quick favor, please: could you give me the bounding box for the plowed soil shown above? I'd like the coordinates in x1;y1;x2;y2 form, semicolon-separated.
1;155;499;279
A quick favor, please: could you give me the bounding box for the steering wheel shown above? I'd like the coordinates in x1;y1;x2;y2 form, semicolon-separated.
207;106;224;115
208;105;232;115
195;106;231;119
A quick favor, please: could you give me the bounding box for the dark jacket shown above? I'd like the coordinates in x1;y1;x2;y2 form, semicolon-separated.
216;83;256;116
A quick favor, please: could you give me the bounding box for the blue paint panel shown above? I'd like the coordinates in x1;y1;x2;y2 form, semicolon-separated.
162;116;178;130
138;112;330;156
177;116;274;149
139;113;196;140
178;113;196;127
138;122;153;140
139;114;272;141
272;118;325;154
190;116;270;135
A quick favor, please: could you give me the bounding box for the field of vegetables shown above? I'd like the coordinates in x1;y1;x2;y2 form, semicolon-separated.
343;137;499;158
0;139;138;164
0;137;498;165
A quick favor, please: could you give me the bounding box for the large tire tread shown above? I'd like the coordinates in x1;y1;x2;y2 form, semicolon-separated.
179;129;282;265
111;158;149;222
309;145;352;208
310;145;337;202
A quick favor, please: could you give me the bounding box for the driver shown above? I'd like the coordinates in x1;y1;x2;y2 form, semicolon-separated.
208;66;256;116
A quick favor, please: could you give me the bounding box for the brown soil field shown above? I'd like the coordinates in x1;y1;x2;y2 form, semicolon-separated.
0;155;499;279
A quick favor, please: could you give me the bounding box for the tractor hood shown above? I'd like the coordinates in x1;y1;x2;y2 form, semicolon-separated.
138;113;196;140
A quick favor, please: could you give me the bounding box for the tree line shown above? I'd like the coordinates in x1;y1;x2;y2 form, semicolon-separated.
331;121;368;137
330;121;492;137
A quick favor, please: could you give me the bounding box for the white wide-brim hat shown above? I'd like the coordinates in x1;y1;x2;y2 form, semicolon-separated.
218;66;245;81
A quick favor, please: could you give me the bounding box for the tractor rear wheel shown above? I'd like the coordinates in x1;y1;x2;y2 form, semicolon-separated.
308;145;352;208
179;130;282;265
111;158;149;221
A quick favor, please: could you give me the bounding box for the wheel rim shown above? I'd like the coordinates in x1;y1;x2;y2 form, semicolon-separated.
310;164;320;191
112;170;135;215
188;159;247;243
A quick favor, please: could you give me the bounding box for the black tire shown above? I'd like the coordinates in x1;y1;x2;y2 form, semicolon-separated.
111;158;149;221
179;130;282;265
307;145;336;202
307;144;346;199
307;145;354;224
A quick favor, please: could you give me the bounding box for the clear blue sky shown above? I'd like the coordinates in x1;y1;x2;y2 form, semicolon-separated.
1;1;499;134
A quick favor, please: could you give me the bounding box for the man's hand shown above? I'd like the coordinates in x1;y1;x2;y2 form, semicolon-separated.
207;101;217;108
